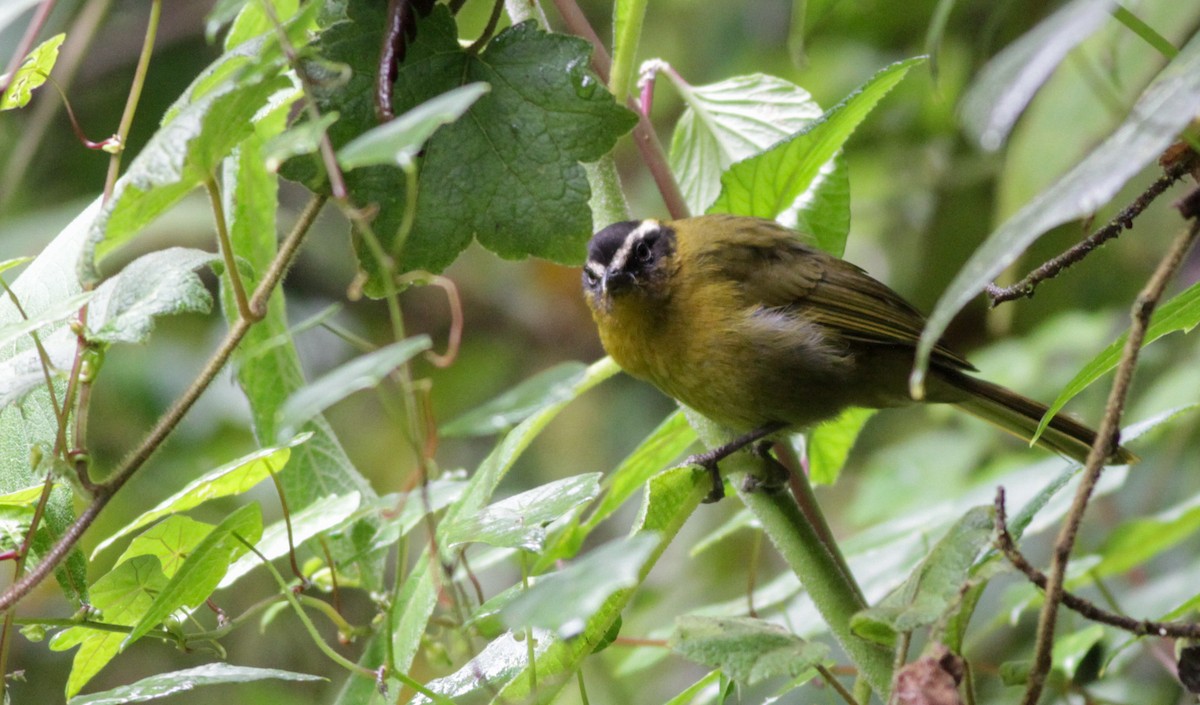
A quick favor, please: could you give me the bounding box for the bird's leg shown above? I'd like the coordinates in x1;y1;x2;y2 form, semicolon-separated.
740;441;791;495
687;422;787;503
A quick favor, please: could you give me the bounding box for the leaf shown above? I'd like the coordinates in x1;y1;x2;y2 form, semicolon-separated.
92;437;305;557
338;82;491;169
89;248;220;345
442;473;601;552
115;515;215;578
708;57;923;221
669;616;829;685
50;556;170;698
123;503;263;648
1084;490;1200;581
361;478;465;554
440;361;588;437
409;631;554;705
1051;625;1105;679
501;533;660;638
274;336;432;442
1037;279;1200;439
69;664;324;705
221;492;361;587
807;407;875;485
262;111;339;172
287;5;636;290
915;34;1200;393
0;291;93;351
851;506;993;646
960;0;1118;150
667;73;825;214
0;34;64;111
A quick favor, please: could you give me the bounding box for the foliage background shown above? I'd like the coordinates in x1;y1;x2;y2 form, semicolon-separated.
1;0;1199;703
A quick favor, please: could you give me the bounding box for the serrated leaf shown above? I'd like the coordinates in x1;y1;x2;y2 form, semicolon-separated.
709;57;923;222
221;491;361;587
92;437;305;557
807;407;874;485
960;0;1117;150
668;74;825;214
275;336;432;442
0;34;64;111
852;505;992;645
115;515;214;578
669;616;829;685
50;556;170;698
916;35;1200;393
442;473;601;552
89;248;219;345
123;503;263;648
68;664;324;705
1037;279;1200;440
338;82;491;169
501;533;660;638
440;362;588;437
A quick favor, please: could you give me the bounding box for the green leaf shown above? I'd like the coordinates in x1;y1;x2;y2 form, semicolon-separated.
92;438;304;557
50;556;170;698
1084;491;1200;581
668;73;826;214
338;82;491;169
69;664;324;705
222;0;302;50
807;407;874;485
361;478;465;554
1037;279;1200;440
442;473;601;552
708;57;923;221
663;671;722;705
851;505;993;646
669;616;829;685
1051;625;1105;679
275;336;432;442
262;111;339;172
915;34;1200;393
290;5;636;289
89;248;219;345
0;291;93;351
414;631;554;704
123;503;263;649
221;492;361;587
960;0;1117;150
115;515;215;578
501;533;660;638
0;34;64;111
440;362;588;437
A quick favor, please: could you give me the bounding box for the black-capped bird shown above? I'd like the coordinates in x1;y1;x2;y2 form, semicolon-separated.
582;215;1134;502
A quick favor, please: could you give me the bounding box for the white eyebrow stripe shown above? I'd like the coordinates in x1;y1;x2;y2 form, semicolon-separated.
585;260;606;278
609;220;660;273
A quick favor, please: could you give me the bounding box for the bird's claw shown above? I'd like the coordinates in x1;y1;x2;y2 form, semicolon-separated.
686;453;725;503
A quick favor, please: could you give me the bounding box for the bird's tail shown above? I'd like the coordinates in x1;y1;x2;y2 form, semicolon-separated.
943;373;1137;465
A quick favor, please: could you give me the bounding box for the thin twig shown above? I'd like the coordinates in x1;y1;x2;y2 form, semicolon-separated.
817;664;861;705
987;161;1192;305
1021;206;1200;705
994;487;1200;639
206;176;255;322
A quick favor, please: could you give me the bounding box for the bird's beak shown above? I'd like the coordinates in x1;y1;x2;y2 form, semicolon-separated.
603;269;635;296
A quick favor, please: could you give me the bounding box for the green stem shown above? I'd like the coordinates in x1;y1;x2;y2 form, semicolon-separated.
103;0;161;203
206;176;254;322
608;0;648;101
1111;6;1178;60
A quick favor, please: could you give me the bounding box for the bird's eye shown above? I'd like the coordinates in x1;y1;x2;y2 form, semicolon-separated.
584;268;600;287
634;240;653;263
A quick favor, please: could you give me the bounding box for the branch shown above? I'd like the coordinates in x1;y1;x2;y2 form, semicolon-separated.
1021;192;1200;705
994;487;1200;639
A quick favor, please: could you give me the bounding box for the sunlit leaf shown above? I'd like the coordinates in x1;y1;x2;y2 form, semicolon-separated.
670;616;829;684
442;473;601;552
338;83;491;169
0;34;64;111
69;664;324;705
115;515;214;578
807;407;875;485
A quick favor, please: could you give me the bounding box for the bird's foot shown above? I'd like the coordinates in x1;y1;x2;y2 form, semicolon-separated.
685;450;726;503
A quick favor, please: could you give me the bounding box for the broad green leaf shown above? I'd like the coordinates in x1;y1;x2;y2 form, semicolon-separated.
0;291;93;351
0;34;64;111
50;556;170;698
338;83;491;169
123;503;263;648
221;124;382;588
0;484;44;506
222;0;301;50
807;407;875;485
440;362;588;437
89;248;219;345
442;474;601;552
788;155;851;257
287;5;636;289
915;34;1200;394
263;112;339;171
502;533;660;638
960;0;1117;150
851;506;992;646
221;492;361;587
709;57;923;221
275;336;432;441
668;73;825;214
669;616;829;685
92;437;304;557
69;664;324;705
115;515;214;578
1037;279;1200;439
81;32;299;282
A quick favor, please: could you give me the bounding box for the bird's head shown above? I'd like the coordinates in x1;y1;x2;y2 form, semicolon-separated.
582;219;678;314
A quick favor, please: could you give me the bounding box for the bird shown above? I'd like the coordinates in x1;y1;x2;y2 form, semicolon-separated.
582;214;1135;502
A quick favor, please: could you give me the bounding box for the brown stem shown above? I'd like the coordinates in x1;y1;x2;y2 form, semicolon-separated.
1021;211;1200;705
